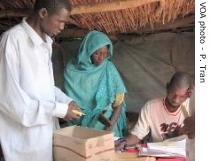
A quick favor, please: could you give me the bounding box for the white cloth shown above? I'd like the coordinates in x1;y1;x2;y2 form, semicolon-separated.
0;18;73;161
131;97;190;142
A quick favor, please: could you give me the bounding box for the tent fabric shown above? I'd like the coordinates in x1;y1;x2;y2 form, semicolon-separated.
52;32;194;113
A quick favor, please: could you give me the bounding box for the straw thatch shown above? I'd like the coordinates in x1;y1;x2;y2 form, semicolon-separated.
0;0;195;37
69;0;194;33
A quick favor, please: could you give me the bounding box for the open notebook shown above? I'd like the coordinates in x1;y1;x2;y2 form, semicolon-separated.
138;135;187;158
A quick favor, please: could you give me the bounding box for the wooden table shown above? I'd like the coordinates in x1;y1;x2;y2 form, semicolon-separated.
116;152;156;161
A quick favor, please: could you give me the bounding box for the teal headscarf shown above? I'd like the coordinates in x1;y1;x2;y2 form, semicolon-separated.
64;31;127;137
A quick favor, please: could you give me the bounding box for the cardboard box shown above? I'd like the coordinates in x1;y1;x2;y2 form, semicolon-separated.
53;126;115;161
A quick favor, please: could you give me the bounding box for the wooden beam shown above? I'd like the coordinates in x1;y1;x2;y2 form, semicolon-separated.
70;0;160;15
56;28;118;40
140;15;195;33
0;9;31;18
57;28;89;38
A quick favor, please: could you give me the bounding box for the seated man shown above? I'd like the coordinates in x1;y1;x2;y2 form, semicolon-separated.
116;71;194;150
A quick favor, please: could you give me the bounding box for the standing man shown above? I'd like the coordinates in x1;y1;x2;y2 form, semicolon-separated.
0;0;81;161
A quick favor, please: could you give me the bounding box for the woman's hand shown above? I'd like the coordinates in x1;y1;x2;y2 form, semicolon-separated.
104;121;113;131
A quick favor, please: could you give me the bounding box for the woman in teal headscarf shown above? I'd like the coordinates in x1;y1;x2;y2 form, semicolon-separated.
64;31;127;137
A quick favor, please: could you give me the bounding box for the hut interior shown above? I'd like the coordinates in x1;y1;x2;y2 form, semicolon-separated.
0;0;195;122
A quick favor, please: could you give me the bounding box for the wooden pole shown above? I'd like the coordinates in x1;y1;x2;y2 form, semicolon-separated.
0;9;31;18
70;0;160;15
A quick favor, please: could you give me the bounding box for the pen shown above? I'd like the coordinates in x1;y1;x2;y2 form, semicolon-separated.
72;110;85;116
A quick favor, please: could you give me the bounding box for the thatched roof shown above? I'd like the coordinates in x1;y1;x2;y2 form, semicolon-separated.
0;0;195;38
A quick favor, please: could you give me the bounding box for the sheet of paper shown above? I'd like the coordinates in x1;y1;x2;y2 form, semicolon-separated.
139;136;186;158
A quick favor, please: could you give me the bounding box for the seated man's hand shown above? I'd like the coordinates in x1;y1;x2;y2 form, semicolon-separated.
115;138;127;152
179;115;195;139
64;101;82;120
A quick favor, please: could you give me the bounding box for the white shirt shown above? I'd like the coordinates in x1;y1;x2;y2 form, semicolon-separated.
131;97;190;142
0;18;73;161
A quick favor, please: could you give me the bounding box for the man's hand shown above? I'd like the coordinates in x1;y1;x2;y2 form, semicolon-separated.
115;138;127;151
64;101;82;120
179;116;195;139
115;134;140;151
